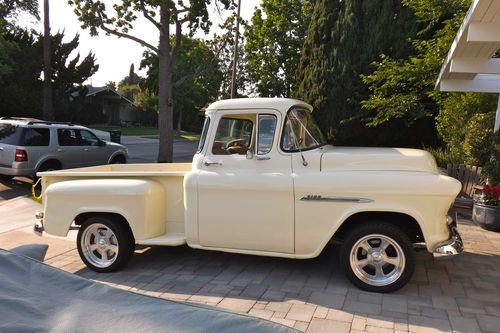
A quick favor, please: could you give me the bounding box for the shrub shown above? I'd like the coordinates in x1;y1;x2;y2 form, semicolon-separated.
463;112;495;166
425;147;462;168
483;131;500;185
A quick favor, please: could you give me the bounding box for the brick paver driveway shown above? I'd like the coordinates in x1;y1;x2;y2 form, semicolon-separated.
8;216;500;332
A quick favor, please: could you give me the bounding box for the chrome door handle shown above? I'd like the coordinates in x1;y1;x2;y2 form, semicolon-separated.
57;148;64;152
83;148;89;152
256;156;271;161
204;161;222;166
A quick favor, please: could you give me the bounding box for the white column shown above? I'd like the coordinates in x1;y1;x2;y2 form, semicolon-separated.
496;94;500;133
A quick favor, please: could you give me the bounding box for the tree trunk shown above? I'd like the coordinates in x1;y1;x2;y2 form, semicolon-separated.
42;0;53;120
157;8;174;163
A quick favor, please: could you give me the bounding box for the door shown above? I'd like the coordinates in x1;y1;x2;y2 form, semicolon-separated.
56;128;86;168
78;129;109;165
197;111;295;254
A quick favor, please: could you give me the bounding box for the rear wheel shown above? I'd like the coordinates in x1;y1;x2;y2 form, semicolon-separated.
340;222;414;293
77;216;135;272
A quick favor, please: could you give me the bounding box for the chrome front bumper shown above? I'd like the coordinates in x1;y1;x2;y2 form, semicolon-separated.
433;217;464;259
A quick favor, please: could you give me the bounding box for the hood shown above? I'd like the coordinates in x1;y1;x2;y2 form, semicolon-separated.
321;147;438;173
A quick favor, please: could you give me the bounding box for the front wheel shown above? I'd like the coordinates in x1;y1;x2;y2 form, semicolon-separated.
77;216;135;272
340;222;414;293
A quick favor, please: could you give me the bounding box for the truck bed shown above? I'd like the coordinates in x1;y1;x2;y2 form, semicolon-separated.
37;163;192;177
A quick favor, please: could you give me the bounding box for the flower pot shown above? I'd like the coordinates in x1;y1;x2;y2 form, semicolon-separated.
472;203;500;232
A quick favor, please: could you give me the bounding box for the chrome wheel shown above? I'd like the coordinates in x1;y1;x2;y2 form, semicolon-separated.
80;223;119;268
349;234;405;287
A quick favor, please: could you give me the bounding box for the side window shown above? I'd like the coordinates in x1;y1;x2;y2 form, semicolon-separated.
212;116;254;155
257;115;277;155
197;117;210;153
78;130;100;146
58;129;78;146
22;128;50;146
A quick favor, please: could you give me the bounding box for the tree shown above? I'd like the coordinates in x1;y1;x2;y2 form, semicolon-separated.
295;0;418;145
43;0;53;120
0;29;98;120
215;14;249;98
244;0;313;97
140;36;222;130
70;0;232;162
0;0;39;26
105;80;116;90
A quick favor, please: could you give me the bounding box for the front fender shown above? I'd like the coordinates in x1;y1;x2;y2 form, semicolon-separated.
42;178;165;240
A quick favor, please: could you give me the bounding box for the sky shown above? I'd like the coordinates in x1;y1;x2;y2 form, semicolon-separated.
22;1;260;86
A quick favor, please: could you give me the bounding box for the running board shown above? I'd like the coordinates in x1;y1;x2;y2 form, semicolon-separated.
136;233;186;246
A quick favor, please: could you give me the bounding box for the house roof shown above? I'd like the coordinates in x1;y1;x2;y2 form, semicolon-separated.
84;86;136;106
436;0;500;93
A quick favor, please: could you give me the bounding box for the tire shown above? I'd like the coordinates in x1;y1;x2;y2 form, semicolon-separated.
110;155;126;164
33;160;61;183
340;222;414;293
77;216;135;273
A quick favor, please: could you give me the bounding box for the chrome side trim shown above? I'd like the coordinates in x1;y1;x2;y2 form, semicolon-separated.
300;195;373;203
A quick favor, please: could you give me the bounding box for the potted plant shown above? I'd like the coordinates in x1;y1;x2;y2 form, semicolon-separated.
472;130;500;231
472;184;500;231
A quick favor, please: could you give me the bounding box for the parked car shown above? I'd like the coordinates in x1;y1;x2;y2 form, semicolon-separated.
0;117;128;178
33;98;463;293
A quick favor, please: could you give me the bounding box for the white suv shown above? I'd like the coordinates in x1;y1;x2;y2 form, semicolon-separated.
0;117;128;178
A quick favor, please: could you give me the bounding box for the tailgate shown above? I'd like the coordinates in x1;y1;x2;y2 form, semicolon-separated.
0;144;16;167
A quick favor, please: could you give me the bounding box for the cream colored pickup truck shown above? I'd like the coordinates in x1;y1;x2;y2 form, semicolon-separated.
34;98;463;292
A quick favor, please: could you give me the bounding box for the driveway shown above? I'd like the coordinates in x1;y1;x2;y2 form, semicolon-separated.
2;212;500;333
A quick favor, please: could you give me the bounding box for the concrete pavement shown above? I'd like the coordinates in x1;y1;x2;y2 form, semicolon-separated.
3;214;500;332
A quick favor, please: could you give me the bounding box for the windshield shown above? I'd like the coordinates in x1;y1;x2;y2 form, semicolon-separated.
281;108;326;152
0;123;22;145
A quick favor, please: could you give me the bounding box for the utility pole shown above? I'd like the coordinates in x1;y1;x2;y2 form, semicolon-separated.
230;0;241;99
43;0;53;120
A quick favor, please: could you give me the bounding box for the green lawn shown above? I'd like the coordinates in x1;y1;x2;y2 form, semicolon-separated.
91;126;200;141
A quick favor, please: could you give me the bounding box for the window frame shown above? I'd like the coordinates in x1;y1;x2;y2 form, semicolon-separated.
196;116;211;153
280;107;327;153
256;114;277;156
211;116;254;155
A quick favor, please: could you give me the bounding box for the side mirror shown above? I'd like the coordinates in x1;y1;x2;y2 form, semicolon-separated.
99;140;107;147
246;149;254;160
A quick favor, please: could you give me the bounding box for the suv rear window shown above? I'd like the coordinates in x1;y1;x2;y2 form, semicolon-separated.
22;128;50;146
0;125;51;146
0;124;22;145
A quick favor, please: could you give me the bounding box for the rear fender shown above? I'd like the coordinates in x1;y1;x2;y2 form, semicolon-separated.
42;178;165;239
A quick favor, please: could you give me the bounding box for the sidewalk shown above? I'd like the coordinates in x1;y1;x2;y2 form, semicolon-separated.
2;205;500;332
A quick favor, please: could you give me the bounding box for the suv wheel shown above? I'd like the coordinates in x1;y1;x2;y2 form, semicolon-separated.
340;222;414;293
110;155;126;164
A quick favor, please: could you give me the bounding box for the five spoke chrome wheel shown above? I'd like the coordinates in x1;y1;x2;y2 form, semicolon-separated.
349;234;405;287
80;223;119;268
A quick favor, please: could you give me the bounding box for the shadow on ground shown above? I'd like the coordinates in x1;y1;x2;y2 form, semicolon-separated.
0;177;33;202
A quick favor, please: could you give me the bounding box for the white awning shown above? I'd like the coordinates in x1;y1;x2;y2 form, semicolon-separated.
436;0;500;131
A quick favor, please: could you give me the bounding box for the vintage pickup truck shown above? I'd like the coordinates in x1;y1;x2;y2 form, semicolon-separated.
34;98;463;292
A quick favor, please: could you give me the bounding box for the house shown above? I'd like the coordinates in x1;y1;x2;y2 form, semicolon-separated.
82;86;139;125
